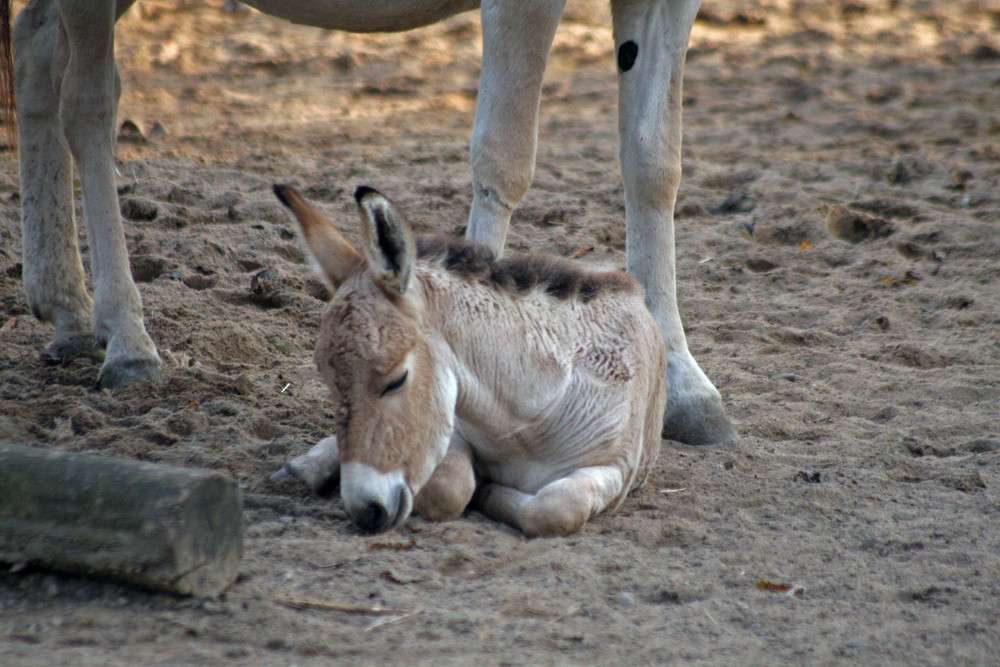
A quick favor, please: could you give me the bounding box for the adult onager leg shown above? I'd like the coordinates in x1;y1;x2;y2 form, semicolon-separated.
613;0;734;444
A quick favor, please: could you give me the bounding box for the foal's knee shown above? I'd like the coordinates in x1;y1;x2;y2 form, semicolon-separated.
414;456;476;522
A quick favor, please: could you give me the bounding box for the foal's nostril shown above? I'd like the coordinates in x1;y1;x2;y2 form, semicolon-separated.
357;500;389;534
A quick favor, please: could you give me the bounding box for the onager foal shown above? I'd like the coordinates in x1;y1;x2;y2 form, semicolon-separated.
275;184;667;537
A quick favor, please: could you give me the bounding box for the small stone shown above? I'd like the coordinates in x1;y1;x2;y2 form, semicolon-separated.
895;241;927;260
121;197;159;221
617;592;636;607
129;254;169;283
250;269;285;308
715;191;755;214
118;119;146;143
202;599;227;614
266;335;298;355
745;257;779;273
182;274;217;290
964;439;998;454
147;121;168;141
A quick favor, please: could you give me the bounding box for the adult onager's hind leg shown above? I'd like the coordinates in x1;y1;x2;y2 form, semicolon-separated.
14;0;162;387
612;0;735;444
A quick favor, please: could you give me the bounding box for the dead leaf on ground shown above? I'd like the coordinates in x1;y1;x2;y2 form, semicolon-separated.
879;271;920;287
369;538;418;551
756;580;805;596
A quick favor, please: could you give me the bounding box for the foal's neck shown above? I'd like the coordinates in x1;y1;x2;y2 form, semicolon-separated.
418;267;576;425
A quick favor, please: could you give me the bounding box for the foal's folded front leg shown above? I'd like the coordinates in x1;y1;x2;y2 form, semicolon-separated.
476;465;626;537
413;433;476;522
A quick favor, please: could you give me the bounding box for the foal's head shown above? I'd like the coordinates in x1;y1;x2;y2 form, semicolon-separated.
275;185;455;533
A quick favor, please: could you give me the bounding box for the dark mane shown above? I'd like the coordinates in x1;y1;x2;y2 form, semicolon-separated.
415;236;637;303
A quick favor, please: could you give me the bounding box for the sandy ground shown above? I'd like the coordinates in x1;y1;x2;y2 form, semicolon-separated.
2;0;999;663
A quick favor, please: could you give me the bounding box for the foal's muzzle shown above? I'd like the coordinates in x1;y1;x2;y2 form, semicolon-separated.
340;463;413;533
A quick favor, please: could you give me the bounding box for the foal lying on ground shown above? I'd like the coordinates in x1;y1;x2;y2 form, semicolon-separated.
274;185;667;537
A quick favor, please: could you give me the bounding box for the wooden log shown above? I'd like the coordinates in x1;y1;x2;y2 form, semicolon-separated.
0;444;243;596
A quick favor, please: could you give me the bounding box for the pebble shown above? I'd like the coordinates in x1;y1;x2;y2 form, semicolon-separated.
617;592;636;607
251;268;286;308
120;197;159;221
715;191;755;214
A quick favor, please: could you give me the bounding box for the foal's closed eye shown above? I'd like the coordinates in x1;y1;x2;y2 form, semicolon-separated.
380;370;408;397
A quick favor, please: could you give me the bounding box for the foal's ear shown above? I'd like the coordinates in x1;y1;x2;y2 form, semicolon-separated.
354;186;415;296
273;184;364;291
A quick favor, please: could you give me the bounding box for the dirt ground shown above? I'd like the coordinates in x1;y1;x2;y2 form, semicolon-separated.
2;0;999;663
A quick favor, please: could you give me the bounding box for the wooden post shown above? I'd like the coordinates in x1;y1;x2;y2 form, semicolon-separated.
0;444;244;597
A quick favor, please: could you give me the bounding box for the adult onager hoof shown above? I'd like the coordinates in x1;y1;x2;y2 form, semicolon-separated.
662;394;737;446
97;357;163;390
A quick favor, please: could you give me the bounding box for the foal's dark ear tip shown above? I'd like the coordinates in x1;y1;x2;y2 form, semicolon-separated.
354;185;380;204
273;183;293;208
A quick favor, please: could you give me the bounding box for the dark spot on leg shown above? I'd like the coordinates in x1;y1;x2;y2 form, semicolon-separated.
618;40;639;72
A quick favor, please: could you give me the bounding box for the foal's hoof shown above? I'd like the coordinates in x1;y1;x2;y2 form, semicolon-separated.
662;394;737;446
43;335;103;364
271;436;340;496
98;357;164;390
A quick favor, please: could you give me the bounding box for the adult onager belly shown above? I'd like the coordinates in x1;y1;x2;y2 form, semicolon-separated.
274;184;668;537
5;0;733;445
